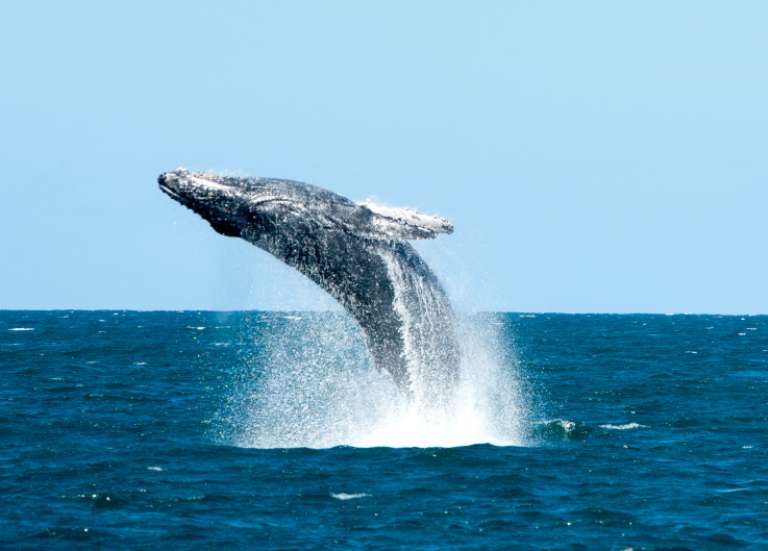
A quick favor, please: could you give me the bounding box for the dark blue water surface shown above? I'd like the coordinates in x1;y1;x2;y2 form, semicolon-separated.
1;311;766;549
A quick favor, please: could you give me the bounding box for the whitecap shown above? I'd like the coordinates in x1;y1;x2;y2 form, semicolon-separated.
556;419;577;432
7;327;34;332
133;361;147;366
600;422;648;430
147;466;164;472
331;492;369;500
186;326;206;330
684;350;698;354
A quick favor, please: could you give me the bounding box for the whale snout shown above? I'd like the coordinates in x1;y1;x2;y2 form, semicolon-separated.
158;166;193;195
158;173;170;191
158;168;237;199
157;171;177;189
158;171;186;203
158;167;191;189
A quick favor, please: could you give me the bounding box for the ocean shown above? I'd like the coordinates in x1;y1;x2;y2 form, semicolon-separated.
1;311;766;549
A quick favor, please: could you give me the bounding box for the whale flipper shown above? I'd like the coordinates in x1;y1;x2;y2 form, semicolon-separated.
358;200;454;240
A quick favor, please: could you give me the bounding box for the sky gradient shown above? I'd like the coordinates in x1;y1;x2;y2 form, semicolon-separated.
2;1;766;313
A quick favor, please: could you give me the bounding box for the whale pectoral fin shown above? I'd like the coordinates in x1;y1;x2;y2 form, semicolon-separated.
358;200;453;240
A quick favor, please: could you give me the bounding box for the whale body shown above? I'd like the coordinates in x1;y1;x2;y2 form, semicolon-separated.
158;168;459;401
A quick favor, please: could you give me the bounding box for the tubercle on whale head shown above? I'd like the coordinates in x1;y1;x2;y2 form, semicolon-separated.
158;167;234;198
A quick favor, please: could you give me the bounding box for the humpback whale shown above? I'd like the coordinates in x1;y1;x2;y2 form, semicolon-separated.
158;168;459;401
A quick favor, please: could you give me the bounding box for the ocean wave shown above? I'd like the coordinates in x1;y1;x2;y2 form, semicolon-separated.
532;419;591;441
532;419;649;439
331;492;369;500
599;422;648;431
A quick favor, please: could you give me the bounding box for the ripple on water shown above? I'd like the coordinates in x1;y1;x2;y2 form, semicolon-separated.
331;492;369;500
599;422;648;430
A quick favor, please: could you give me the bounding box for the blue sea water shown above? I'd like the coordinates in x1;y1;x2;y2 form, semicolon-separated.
1;311;766;549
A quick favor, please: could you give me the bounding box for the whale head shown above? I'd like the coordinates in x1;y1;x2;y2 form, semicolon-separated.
158;167;453;242
158;167;315;239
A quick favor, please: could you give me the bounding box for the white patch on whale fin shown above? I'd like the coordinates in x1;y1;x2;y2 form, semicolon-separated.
359;199;453;240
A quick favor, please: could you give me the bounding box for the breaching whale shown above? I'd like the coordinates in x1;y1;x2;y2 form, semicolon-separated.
158;168;459;401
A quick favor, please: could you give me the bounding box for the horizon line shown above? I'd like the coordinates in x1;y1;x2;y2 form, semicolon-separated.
1;308;766;317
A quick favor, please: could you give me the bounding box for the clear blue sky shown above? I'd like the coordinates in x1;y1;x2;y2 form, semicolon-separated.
2;1;766;313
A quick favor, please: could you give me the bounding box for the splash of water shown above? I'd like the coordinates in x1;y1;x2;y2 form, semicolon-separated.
221;311;528;449
217;229;527;449
377;247;459;409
